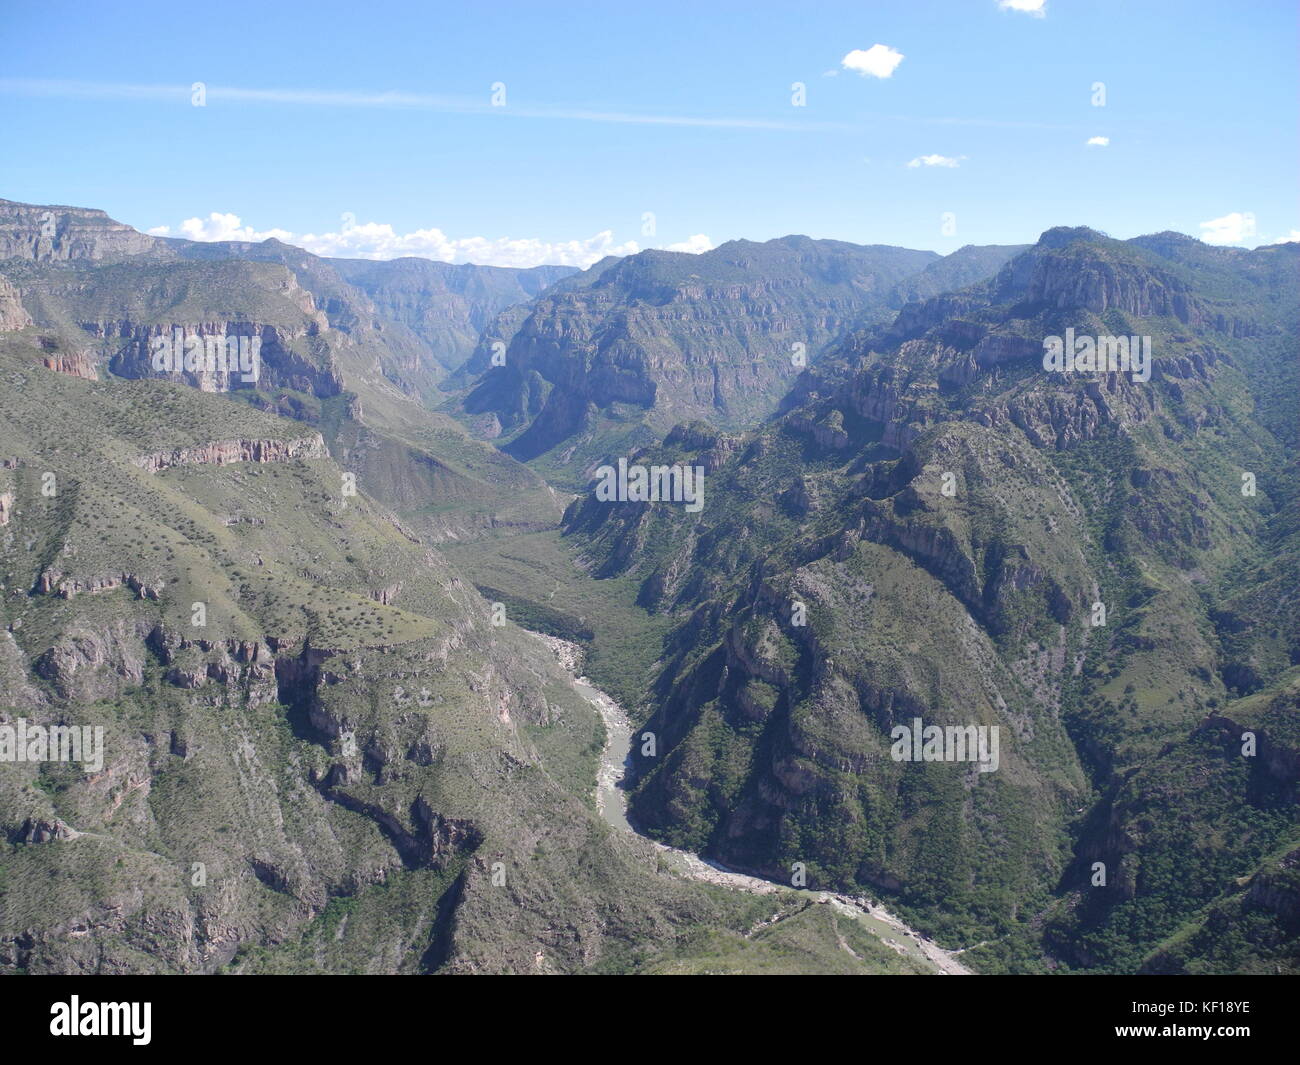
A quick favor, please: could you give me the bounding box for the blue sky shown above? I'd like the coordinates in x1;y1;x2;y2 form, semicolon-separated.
1;0;1296;265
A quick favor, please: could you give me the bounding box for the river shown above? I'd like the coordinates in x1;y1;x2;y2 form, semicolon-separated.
531;631;974;976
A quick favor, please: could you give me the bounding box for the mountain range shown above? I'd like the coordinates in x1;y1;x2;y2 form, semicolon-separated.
0;197;1295;975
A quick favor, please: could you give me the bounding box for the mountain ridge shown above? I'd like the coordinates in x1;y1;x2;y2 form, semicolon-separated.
552;224;1300;972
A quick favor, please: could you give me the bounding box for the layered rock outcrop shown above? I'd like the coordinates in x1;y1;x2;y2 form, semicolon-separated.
133;434;327;472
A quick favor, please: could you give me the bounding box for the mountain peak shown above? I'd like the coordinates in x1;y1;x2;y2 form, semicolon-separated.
1035;225;1111;249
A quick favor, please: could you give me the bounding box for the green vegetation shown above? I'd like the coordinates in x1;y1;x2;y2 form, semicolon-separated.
553;229;1300;971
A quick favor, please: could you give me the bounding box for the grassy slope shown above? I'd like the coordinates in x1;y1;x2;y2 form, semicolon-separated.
0;335;905;974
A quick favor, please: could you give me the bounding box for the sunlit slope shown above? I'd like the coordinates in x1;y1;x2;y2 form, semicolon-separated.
0;340;857;974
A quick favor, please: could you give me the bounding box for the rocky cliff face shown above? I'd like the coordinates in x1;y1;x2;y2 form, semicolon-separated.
110;320;342;397
0;199;161;261
333;257;575;373
0;275;31;331
464;237;941;474
133;433;328;472
40;346;98;380
1008;230;1204;322
1;256;346;396
0;199;552;399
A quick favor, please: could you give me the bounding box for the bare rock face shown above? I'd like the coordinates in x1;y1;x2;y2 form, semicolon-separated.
1022;249;1200;322
332;256;576;373
32;617;156;701
115;321;340;395
133;433;328;473
163;650;277;702
40;348;98;379
98;293;339;398
466;237;941;464
16;817;76;843
0;276;32;331
973;332;1041;369
786;410;849;449
0;199;161;262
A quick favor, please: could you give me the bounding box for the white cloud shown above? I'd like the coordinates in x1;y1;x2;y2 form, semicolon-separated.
296;222;639;267
150;212;640;268
1198;211;1257;245
177;212;293;243
1086;136;1109;147
841;45;904;79
998;0;1046;16
663;234;714;254
906;154;964;168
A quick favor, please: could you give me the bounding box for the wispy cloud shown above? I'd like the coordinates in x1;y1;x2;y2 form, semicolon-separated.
0;77;1083;134
504;106;841;130
147;211;642;268
0;78;846;132
1086;136;1109;146
888;113;1073;130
